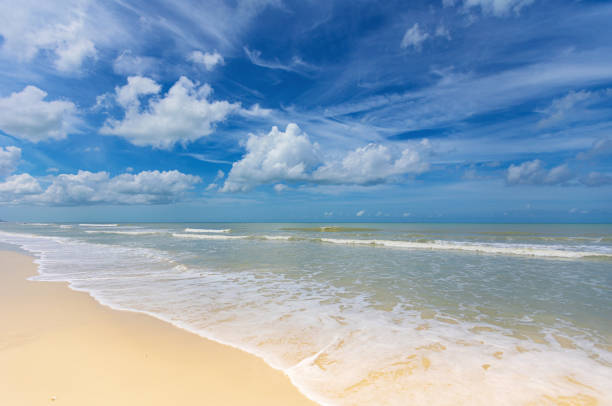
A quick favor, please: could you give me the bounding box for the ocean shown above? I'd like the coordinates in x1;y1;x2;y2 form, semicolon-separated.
1;222;611;405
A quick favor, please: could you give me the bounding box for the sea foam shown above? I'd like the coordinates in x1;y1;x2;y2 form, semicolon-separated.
184;228;231;233
318;237;612;259
0;228;610;406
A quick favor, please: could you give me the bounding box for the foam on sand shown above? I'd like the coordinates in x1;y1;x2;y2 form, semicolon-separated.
0;228;610;406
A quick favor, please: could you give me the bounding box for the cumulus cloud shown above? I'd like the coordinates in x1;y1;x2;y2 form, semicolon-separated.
188;50;224;71
221;123;430;192
507;159;612;187
115;76;161;109
0;86;78;142
506;159;572;186
400;24;430;51
221;123;320;192
101;76;239;149
313;141;429;185
0;146;21;177
0;174;42;198
0;169;201;205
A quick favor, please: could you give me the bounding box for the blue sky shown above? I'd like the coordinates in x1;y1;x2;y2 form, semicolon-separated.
0;0;611;222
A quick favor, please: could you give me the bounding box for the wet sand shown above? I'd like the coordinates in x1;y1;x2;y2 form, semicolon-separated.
0;250;317;406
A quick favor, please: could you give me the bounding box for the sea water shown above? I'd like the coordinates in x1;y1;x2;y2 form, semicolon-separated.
0;222;610;405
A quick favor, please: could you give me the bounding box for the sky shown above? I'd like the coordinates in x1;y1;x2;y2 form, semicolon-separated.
0;0;611;222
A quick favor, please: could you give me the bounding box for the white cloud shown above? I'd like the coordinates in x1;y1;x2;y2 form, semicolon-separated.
435;25;451;40
580;171;612;187
0;173;42;197
0;86;78;142
312;142;429;185
113;51;159;76
356;210;365;217
537;90;592;127
239;103;273;118
462;0;535;16
243;47;317;75
0;146;21;177
506;160;573;185
400;24;430;51
101;76;239;149
188;50;224;71
273;183;288;192
0;1;98;71
0;169;201;205
577;138;612;160
115;76;161;109
222;123;430;192
221;123;320;192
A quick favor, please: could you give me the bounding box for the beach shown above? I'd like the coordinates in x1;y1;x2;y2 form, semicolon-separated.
0;250;316;406
0;223;610;405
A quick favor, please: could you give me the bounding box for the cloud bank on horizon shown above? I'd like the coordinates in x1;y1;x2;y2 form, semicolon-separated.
0;0;610;221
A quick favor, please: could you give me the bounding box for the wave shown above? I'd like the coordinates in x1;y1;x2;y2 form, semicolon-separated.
59;225;73;229
0;229;610;406
281;226;380;232
319;238;612;259
85;230;164;236
79;223;119;227
172;233;247;240
184;228;231;233
254;235;294;241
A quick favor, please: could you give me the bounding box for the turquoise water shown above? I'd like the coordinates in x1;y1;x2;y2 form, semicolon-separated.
1;222;611;405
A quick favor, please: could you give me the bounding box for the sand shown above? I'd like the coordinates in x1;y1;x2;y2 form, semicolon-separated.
0;250;317;406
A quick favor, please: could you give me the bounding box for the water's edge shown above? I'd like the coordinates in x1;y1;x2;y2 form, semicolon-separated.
3;245;328;406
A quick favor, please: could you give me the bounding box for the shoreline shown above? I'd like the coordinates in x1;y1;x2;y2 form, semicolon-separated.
0;250;317;406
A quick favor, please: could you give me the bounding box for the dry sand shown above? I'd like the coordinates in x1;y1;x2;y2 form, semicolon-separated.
0;250;317;406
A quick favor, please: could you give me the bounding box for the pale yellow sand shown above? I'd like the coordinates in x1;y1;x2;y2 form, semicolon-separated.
0;250;317;406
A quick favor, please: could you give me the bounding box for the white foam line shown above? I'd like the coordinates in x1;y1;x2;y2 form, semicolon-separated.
0;234;328;405
319;238;612;259
172;233;247;240
184;228;231;233
79;223;119;227
84;230;163;236
256;235;293;241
